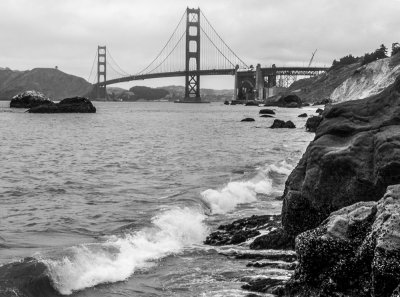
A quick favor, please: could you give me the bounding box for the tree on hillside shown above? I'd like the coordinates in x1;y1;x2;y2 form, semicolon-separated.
392;43;400;56
362;44;388;65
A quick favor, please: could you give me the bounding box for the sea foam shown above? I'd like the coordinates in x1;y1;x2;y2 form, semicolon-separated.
200;161;293;214
43;207;207;295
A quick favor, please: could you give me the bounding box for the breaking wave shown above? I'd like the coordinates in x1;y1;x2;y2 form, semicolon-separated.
42;207;208;295
200;161;293;214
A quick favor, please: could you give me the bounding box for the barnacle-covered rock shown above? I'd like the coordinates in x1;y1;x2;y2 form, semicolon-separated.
286;185;400;297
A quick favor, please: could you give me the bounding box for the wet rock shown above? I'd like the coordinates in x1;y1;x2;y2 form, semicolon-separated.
246;260;297;270
224;100;230;105
298;113;308;118
241;117;255;122
10;90;53;108
286;185;400;297
260;114;274;118
28;97;96;113
315;108;324;115
305;115;322;132
282;77;400;237
259;109;275;115
204;215;280;245
250;227;294;250
242;277;285;294
270;119;296;129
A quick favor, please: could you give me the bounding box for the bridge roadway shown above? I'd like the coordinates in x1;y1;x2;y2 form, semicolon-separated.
96;67;329;86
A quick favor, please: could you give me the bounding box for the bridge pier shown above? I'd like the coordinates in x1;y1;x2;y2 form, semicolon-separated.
184;7;202;102
97;46;108;100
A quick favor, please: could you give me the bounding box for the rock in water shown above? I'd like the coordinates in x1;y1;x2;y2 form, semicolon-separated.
241;117;255;122
286;185;400;297
282;76;400;237
305;115;322;132
315;108;324;115
259;109;275;115
28;97;96;113
298;113;308;118
10;90;53;108
270;119;296;129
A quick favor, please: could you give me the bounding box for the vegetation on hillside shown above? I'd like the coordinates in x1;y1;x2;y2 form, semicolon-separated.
331;42;399;69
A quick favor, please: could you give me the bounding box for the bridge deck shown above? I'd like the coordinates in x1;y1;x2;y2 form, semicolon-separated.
96;67;329;86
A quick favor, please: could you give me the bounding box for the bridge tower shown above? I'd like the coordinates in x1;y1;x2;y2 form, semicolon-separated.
184;7;201;101
97;46;107;100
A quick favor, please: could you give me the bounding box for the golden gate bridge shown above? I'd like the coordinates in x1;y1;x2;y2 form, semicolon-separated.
87;7;328;102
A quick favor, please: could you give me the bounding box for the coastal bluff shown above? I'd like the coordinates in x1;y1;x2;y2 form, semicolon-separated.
282;76;400;237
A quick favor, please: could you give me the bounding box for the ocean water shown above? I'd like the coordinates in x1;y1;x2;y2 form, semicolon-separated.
0;101;315;297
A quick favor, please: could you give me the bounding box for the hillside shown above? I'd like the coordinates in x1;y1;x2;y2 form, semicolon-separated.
285;52;400;104
160;85;233;102
0;68;92;100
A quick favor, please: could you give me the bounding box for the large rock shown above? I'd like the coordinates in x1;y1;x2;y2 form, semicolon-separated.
305;116;322;132
271;119;296;129
10;90;53;108
28;97;96;113
286;185;400;297
265;94;302;108
282;77;400;237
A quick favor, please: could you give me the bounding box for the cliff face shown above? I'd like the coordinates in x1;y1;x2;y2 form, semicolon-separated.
330;55;400;103
0;68;92;100
282;76;400;236
286;53;400;104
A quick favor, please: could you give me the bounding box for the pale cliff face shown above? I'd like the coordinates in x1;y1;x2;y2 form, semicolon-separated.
330;56;400;103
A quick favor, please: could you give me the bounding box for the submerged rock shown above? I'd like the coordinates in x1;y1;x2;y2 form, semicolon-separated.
286;185;400;297
282;76;400;237
28;97;96;113
241;117;255;122
10;90;53;108
270;119;296;129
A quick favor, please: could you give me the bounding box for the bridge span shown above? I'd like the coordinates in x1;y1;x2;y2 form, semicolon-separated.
89;7;329;102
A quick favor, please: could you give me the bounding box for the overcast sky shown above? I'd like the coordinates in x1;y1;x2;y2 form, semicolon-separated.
1;0;399;89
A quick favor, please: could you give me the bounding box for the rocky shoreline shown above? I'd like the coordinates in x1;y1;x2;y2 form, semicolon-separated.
205;77;400;296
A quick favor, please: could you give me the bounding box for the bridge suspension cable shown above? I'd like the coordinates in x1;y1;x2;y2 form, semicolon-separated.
87;50;98;83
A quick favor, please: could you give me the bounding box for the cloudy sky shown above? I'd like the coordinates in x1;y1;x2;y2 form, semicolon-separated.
1;0;399;89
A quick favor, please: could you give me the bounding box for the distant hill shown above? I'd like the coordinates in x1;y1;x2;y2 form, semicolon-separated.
0;68;92;100
159;85;233;102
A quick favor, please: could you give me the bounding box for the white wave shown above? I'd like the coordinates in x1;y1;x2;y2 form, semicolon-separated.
42;207;208;295
201;161;294;215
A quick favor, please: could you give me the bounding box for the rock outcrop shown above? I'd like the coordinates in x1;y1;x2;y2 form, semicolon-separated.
241;117;255;122
10;90;53;108
28;97;96;113
305;116;322;132
286;185;400;297
282;76;400;237
271;119;296;129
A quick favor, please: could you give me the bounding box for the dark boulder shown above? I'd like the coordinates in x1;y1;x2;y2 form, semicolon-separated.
305;115;322;132
264;94;302;108
312;98;331;106
241;117;255;122
282;76;400;237
224;100;229;105
10;90;53;108
28;97;96;113
286;185;400;297
260;114;274;118
315;108;324;115
270;119;296;129
298;113;308;118
259;109;275;115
